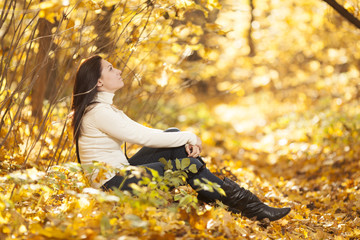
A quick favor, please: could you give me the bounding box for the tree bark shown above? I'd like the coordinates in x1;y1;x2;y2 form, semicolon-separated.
322;0;360;29
31;17;53;119
94;6;116;54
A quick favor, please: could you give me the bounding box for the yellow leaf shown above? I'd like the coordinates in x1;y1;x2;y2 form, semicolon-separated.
280;219;289;226
110;218;118;226
293;214;304;220
2;226;10;233
19;225;27;234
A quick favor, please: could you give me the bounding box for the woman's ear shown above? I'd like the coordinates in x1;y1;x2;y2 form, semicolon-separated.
97;81;103;87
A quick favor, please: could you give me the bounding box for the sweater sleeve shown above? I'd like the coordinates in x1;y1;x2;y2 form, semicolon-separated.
92;105;198;147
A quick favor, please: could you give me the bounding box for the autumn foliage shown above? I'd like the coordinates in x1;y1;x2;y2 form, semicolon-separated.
1;0;360;239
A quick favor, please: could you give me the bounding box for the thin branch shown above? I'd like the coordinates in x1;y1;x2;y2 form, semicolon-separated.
322;0;360;29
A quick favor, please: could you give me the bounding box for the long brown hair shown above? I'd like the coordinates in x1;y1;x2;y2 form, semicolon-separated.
71;55;102;143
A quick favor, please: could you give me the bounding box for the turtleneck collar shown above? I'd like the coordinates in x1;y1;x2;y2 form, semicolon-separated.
94;91;114;104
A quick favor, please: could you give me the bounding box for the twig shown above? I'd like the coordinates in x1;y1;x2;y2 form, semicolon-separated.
322;0;360;29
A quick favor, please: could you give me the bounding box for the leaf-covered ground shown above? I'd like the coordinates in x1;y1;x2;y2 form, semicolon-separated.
1;91;360;240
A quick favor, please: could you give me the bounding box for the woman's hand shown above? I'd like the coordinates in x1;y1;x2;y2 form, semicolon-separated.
185;144;201;157
185;136;202;158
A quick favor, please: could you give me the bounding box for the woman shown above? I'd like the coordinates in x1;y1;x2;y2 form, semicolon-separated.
71;55;291;222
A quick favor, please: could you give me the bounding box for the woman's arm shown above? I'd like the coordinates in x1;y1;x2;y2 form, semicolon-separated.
93;105;198;148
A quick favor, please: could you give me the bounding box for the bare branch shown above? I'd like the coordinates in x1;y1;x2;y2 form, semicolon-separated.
322;0;360;29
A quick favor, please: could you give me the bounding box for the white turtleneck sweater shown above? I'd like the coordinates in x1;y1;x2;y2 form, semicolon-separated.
78;91;198;188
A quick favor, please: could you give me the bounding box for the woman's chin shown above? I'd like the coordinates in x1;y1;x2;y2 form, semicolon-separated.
118;84;124;90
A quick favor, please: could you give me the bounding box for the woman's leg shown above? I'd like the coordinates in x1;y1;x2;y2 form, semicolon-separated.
143;158;291;222
110;129;290;221
101;173;142;192
128;128;188;166
129;145;188;166
102;157;223;201
146;157;224;201
102;157;290;221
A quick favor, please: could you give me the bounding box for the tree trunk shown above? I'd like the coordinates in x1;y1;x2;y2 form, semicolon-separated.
31;17;53;120
94;6;116;54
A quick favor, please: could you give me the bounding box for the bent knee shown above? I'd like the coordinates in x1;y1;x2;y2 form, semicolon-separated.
164;127;180;132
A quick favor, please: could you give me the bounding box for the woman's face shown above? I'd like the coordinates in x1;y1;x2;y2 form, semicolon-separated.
97;59;124;93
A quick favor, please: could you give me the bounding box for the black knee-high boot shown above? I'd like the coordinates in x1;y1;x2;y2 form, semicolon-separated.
221;178;290;221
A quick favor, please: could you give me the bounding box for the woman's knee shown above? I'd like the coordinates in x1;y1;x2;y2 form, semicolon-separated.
164;127;180;132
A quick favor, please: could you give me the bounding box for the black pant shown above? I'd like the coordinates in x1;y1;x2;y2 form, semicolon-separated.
101;129;224;202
